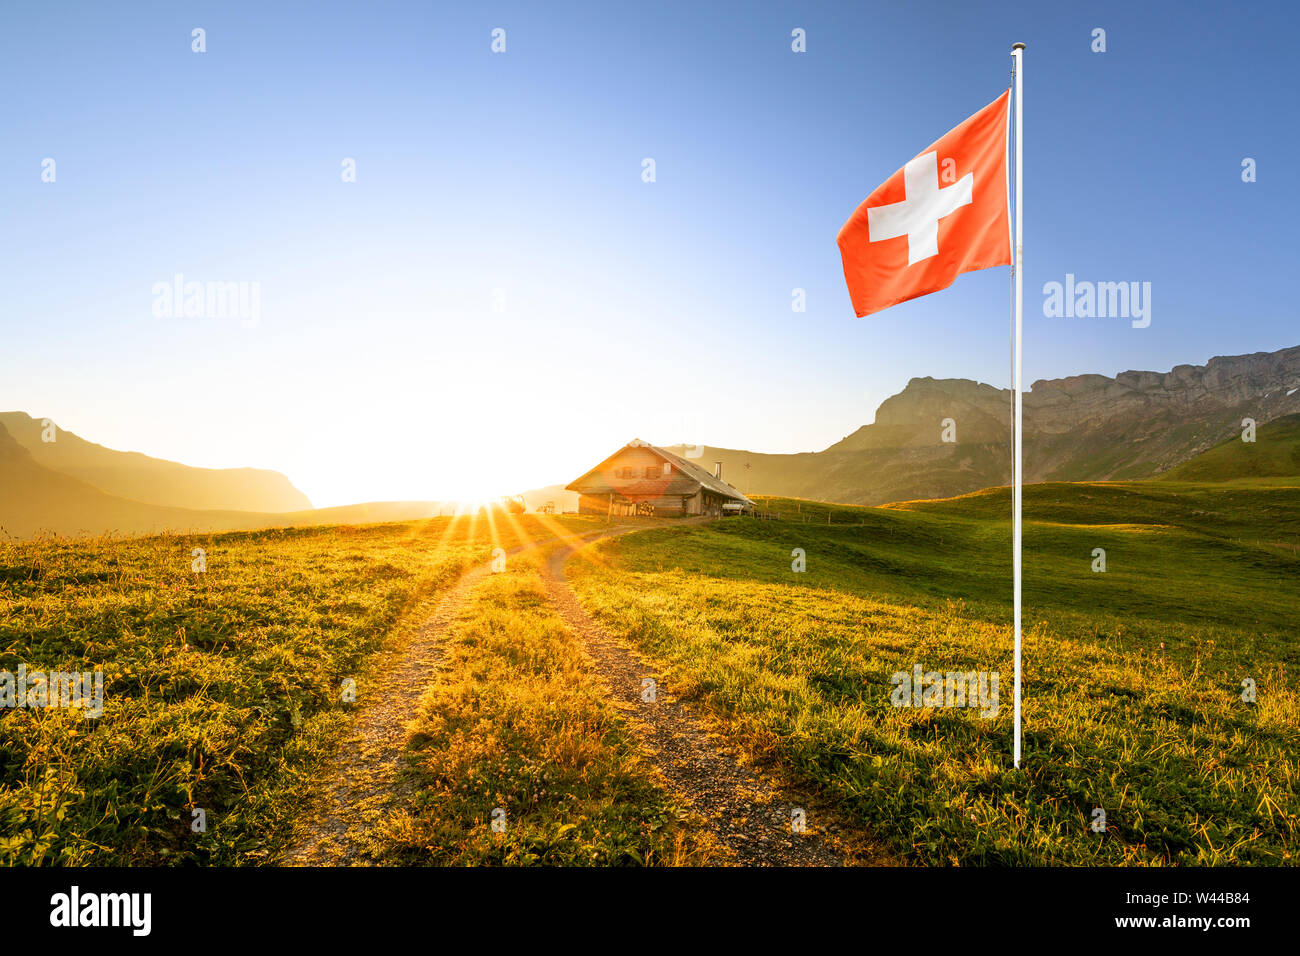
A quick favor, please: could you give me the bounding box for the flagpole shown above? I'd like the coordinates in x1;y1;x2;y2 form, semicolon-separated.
1010;42;1025;769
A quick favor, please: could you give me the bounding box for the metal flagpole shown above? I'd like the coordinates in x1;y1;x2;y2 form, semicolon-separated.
1011;41;1025;768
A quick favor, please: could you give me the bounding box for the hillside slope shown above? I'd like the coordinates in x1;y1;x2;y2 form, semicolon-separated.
0;421;449;539
0;411;312;512
0;422;235;538
1162;412;1300;481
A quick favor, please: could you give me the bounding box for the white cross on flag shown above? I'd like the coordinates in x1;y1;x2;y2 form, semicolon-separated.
837;91;1011;317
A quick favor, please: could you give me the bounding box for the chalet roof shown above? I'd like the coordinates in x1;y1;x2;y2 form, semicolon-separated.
570;475;701;498
566;439;756;507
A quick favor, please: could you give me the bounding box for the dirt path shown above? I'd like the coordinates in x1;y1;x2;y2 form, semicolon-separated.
281;526;636;866
542;531;849;867
284;520;859;866
280;561;489;865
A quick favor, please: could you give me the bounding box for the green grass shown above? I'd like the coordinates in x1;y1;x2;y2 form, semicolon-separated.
569;479;1300;865
368;552;716;866
7;470;1298;867
0;513;600;865
1163;412;1300;481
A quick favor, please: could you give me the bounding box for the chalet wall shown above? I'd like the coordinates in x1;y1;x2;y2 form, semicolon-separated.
579;492;698;516
617;446;662;469
602;446;676;483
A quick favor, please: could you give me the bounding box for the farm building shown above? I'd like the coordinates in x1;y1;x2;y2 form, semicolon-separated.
566;439;756;517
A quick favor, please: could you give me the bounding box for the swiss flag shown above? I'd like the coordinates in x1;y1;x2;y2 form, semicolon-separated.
837;91;1011;317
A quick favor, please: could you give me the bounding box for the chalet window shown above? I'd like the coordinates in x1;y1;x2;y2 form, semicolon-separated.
644;465;659;478
662;462;672;476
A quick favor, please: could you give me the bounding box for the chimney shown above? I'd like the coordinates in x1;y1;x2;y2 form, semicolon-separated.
713;461;722;479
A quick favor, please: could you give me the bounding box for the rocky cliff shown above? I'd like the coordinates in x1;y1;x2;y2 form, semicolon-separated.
673;345;1300;505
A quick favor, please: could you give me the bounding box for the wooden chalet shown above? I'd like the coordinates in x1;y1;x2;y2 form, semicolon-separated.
566;439;755;517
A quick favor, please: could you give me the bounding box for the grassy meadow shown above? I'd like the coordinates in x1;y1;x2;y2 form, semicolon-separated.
569;480;1299;865
2;468;1296;866
0;513;601;865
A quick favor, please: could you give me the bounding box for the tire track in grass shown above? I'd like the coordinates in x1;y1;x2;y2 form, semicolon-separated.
281;525;639;866
543;532;850;867
280;561;491;865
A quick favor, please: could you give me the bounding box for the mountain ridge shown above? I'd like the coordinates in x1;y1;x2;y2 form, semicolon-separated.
669;345;1300;506
6;344;1299;535
0;419;452;539
0;411;312;513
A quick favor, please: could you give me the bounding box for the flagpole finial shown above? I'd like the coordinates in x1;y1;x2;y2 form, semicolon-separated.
1012;42;1026;52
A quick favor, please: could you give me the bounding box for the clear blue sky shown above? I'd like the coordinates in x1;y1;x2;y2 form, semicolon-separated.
3;1;1296;506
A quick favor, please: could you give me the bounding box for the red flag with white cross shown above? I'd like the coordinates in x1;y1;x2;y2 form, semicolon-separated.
837;91;1011;317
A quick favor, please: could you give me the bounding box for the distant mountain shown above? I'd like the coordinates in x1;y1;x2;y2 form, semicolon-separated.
8;344;1298;537
0;411;312;513
667;346;1300;506
0;422;241;539
0;418;455;539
